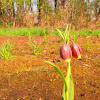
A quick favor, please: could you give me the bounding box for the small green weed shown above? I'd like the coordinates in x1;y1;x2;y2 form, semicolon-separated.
86;36;92;48
1;88;9;95
72;32;77;42
29;36;42;56
0;41;13;59
44;30;48;43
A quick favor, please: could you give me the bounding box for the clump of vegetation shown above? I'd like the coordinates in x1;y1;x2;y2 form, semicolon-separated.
0;40;13;59
86;36;92;48
44;29;48;43
29;36;42;56
57;24;71;44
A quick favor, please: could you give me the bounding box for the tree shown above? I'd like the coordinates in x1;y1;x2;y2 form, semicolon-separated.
37;0;44;26
87;0;91;21
92;0;100;21
61;0;66;9
54;0;58;12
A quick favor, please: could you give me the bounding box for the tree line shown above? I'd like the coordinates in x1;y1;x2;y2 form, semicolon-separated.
0;0;100;29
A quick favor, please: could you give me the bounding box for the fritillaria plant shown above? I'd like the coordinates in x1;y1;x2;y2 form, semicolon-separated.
45;25;81;100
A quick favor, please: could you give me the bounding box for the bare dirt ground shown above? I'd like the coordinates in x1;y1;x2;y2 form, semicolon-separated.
0;36;100;100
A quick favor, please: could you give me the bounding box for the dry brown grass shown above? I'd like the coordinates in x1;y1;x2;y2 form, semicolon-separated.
38;9;100;30
22;12;35;27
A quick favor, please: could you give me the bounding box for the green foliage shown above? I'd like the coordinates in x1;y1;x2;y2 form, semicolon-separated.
56;29;100;37
57;24;71;44
0;28;99;36
29;36;42;56
46;25;74;100
76;29;100;36
0;28;48;36
0;40;12;59
44;29;48;43
43;2;52;14
73;34;77;42
45;61;74;100
7;21;13;27
62;62;74;100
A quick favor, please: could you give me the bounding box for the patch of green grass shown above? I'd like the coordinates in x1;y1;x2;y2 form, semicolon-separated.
44;30;49;43
0;27;48;36
50;29;100;36
71;29;100;36
0;27;100;36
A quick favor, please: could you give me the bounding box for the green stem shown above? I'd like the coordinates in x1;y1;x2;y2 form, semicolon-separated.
62;61;74;100
65;61;74;100
67;31;69;45
62;62;70;100
66;62;71;100
67;24;71;45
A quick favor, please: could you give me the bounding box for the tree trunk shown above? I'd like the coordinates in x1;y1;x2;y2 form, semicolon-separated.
61;0;66;9
0;1;2;17
95;1;100;21
29;0;33;12
38;0;44;26
54;0;58;12
70;0;75;22
66;0;70;22
81;0;84;17
87;0;91;21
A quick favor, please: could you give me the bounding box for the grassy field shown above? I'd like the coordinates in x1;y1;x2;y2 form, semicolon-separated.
0;27;100;36
0;27;48;36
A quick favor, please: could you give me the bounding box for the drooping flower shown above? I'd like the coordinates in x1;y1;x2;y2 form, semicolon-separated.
60;41;72;62
71;41;81;59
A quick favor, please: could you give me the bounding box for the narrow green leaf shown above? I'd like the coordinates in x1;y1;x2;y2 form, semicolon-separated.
65;25;68;37
62;84;67;100
57;29;64;40
45;61;67;92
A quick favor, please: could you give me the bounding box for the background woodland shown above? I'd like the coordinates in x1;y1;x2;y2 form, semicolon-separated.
0;0;100;29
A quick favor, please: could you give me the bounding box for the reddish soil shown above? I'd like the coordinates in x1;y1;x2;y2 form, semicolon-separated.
0;36;100;100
